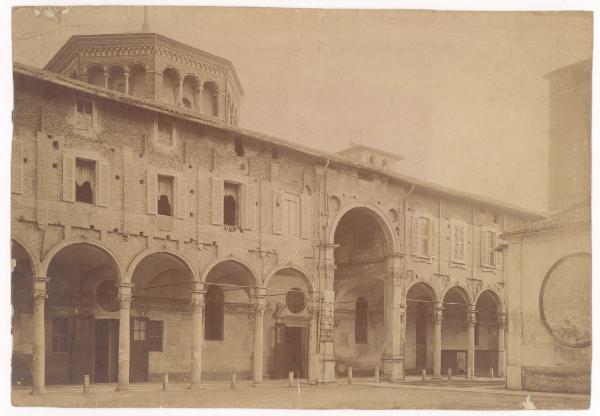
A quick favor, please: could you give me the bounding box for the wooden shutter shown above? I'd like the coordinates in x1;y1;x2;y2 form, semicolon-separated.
273;190;283;234
480;229;488;266
11;139;23;194
411;216;419;256
147;320;163;352
62;154;75;202
97;160;110;207
450;221;457;262
270;162;280;182
146;169;157;214
176;176;187;219
496;235;503;269
243;183;257;230
458;223;465;263
430;218;438;258
211;176;224;225
301;195;310;239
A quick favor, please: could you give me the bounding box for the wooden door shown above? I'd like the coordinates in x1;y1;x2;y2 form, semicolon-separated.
71;314;94;384
130;318;149;382
94;319;119;383
284;326;307;378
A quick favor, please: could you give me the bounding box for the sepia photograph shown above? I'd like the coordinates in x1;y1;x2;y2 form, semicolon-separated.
5;1;595;413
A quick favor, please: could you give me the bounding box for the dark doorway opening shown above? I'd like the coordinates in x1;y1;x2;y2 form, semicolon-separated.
441;350;467;376
272;325;307;379
130;318;149;382
94;319;119;383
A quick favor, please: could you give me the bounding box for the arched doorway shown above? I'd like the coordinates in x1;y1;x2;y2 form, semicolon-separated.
129;252;196;382
332;206;394;378
441;287;470;377
264;267;313;380
475;290;502;377
44;243;121;385
405;282;437;374
202;260;258;380
11;240;36;385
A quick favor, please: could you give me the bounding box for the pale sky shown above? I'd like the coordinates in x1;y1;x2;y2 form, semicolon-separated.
11;6;593;212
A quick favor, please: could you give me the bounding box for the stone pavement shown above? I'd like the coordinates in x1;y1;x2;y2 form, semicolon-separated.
11;378;590;410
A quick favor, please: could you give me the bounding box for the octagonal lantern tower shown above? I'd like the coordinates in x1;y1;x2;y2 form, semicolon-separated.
44;32;243;125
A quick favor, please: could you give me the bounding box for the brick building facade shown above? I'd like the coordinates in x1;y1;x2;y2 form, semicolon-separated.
11;32;540;393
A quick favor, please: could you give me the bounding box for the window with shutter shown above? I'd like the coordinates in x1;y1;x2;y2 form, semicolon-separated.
451;220;467;263
146;169;158;214
176;176;186;219
157;175;174;216
243;183;257;230
301;195;310;239
223;182;240;227
11;139;23;194
417;217;431;257
282;193;300;237
411;216;419;256
430;218;439;258
75;98;93;130
97;160;110;207
62;155;75;202
211;177;224;225
480;230;497;267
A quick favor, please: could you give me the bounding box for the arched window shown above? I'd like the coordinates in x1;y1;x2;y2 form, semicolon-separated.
286;288;306;313
87;65;104;87
205;285;224;340
129;65;146;98
108;66;126;93
355;297;368;344
202;81;218;116
161;68;178;105
234;137;244;156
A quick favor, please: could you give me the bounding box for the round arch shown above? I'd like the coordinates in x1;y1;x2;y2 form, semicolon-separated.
406;280;439;303
11;237;40;276
328;202;399;254
126;248;199;284
474;288;504;312
200;256;260;288
263;264;316;293
441;284;472;305
41;239;125;283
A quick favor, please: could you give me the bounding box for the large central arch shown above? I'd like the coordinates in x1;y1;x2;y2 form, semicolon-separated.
329;204;397;378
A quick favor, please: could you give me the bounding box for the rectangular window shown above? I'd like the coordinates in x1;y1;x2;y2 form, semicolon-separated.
52;317;69;353
157;118;174;146
482;230;497;267
223;182;240;227
147;320;163;352
452;221;466;263
282;193;300;237
418;217;430;257
75;158;96;204
75;98;93;129
157;175;174;216
133;319;146;341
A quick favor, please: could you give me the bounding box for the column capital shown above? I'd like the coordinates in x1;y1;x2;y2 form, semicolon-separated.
32;276;48;300
118;282;134;309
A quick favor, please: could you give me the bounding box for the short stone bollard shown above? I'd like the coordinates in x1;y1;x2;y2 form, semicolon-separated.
83;374;90;393
347;367;353;385
288;371;294;387
447;368;452;380
421;369;427;381
162;373;169;391
231;373;237;388
490;368;495;379
374;366;380;383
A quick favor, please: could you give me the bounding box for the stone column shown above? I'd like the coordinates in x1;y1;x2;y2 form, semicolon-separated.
190;282;206;388
467;304;477;378
381;254;405;381
432;302;443;378
31;276;48;395
252;290;266;385
177;76;184;106
197;82;204;113
497;312;506;378
117;282;134;391
307;298;320;383
317;242;337;383
124;68;130;95
103;66;109;89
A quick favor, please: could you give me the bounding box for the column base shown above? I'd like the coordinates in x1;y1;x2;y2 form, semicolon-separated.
381;355;404;382
30;388;47;395
115;384;131;392
252;381;264;387
187;383;204;390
